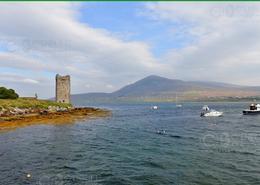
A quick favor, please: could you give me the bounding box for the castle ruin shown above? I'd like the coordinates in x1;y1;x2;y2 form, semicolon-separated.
55;74;70;103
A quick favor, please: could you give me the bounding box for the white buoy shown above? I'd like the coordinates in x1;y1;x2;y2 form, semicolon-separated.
26;173;31;178
151;106;158;110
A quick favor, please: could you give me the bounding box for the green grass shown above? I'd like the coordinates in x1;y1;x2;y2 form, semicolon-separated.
0;98;72;110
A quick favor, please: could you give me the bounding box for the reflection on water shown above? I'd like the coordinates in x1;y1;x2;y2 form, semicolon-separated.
0;102;260;185
0;110;109;133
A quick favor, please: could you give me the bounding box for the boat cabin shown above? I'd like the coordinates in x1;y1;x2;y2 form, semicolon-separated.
249;104;260;110
202;105;210;111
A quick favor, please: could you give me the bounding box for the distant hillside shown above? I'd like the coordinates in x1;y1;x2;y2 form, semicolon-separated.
112;75;245;97
113;75;191;97
71;75;260;104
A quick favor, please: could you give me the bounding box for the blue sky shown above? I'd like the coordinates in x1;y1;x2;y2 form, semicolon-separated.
78;2;194;57
1;2;260;98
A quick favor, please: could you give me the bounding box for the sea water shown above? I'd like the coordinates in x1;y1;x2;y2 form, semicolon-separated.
0;102;260;185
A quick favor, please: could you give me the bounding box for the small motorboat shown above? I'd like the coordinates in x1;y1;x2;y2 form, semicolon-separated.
243;103;260;115
151;106;158;110
200;105;223;117
157;129;166;135
176;104;182;108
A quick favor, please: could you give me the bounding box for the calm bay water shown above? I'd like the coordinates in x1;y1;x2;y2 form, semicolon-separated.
0;102;260;185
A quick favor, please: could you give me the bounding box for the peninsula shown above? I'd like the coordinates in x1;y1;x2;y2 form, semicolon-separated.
0;75;110;131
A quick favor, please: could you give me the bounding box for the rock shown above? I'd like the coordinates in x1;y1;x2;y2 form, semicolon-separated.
48;106;57;112
24;109;30;114
9;109;16;115
40;110;48;115
13;107;26;115
56;107;68;112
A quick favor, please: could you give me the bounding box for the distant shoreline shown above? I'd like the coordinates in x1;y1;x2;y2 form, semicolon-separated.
70;97;260;104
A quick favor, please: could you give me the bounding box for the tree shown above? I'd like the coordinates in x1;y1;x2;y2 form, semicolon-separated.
0;87;19;99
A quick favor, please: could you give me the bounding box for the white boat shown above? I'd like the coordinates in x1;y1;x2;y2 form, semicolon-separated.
175;93;182;108
200;105;223;117
243;103;260;115
151;106;158;110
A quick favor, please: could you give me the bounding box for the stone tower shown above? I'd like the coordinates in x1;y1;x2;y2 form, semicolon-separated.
55;74;70;103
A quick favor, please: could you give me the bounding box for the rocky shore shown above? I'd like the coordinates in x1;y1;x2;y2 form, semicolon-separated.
0;106;109;121
0;99;110;132
0;106;110;132
0;105;77;117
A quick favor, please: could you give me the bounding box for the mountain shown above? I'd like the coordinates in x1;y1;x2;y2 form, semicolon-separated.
113;75;191;97
112;75;245;97
71;75;260;104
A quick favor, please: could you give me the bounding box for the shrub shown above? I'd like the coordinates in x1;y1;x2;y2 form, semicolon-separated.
0;87;19;99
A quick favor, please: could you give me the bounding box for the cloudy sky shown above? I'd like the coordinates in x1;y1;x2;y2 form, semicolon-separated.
1;2;260;98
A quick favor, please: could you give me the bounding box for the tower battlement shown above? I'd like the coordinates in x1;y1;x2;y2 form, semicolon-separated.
55;74;70;103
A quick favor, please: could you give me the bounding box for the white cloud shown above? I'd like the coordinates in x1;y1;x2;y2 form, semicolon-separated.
0;73;39;84
143;3;260;85
105;84;114;89
0;52;47;70
22;78;39;84
2;2;260;98
0;3;162;97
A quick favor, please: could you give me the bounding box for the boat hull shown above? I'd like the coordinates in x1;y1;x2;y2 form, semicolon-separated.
243;110;260;115
201;111;223;117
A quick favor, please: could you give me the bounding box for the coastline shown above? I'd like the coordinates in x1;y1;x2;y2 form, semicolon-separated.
0;99;111;132
0;107;110;132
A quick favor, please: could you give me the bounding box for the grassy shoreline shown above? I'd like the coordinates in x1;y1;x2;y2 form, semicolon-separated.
0;98;72;109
